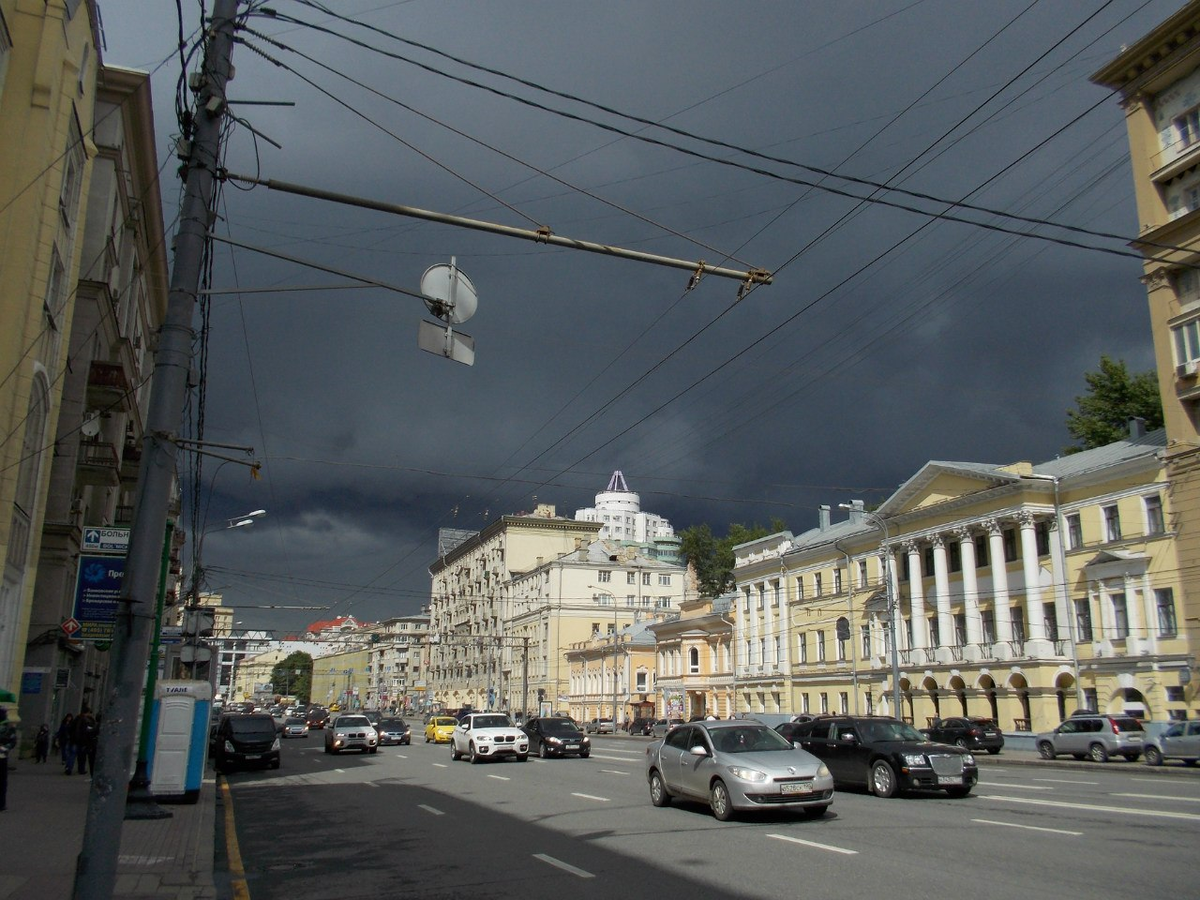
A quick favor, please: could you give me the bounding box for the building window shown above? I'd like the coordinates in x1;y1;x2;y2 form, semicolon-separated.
797;633;807;664
833;568;842;593
948;541;961;573
658;574;671;586
820;693;829;714
688;647;699;674
1174;317;1200;366
1112;593;1129;639
929;617;940;648
626;595;636;607
627;572;636;584
636;671;647;692
816;631;826;662
1011;608;1025;643
796;577;804;600
1074;600;1093;641
59;118;85;229
860;624;870;659
858;559;868;587
597;570;610;583
953;614;966;646
1103;505;1122;542
974;534;989;568
839;692;849;715
1175;105;1200;150
643;572;651;585
1035;521;1051;556
981;610;995;645
774;636;781;666
1066;513;1083;550
923;546;934;575
814;573;823;597
1165;686;1184;703
1156;588;1178;637
802;693;810;713
901;554;910;581
756;586;764;609
1043;603;1058;642
1145;495;1165;535
1002;528;1018;562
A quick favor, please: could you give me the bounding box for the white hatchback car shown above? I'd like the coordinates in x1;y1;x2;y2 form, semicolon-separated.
451;713;529;763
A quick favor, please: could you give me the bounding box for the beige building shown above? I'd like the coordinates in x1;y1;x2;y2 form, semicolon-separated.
1091;2;1200;702
428;504;686;716
361;614;429;712
566;619;661;725
647;592;736;721
310;646;372;710
735;426;1191;732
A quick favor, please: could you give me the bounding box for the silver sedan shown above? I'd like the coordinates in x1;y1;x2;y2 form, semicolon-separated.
645;720;834;821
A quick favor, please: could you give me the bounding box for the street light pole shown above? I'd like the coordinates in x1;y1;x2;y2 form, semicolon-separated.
840;504;900;719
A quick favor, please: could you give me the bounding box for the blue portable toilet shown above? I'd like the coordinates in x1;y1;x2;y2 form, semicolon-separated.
148;679;212;803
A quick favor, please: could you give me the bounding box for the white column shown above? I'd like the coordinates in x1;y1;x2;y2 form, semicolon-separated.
1018;512;1050;650
761;581;775;670
1047;515;1070;646
956;527;983;658
985;519;1014;653
778;575;791;671
931;535;953;656
904;541;927;650
1124;574;1145;653
1141;572;1158;655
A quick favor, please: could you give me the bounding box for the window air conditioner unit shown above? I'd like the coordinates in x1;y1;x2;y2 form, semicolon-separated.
1178;360;1199;378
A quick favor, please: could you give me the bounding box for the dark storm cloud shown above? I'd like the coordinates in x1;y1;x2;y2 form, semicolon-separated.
99;0;1178;632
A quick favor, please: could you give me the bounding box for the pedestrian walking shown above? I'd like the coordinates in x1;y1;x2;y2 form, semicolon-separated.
33;724;49;763
73;708;98;776
56;713;75;774
0;706;16;811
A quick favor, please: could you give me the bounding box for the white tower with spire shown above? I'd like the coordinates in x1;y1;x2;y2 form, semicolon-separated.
574;471;675;543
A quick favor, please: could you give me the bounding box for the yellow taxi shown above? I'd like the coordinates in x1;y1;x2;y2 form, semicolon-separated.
424;715;458;743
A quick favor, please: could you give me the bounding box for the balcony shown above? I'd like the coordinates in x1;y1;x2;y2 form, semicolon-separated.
86;361;132;412
114;505;134;526
120;442;142;481
77;440;120;487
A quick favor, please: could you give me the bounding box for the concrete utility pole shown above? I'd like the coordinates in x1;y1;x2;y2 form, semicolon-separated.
73;3;239;897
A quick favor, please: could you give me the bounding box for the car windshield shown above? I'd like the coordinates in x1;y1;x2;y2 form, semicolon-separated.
540;719;579;735
472;715;513;729
859;720;927;742
228;719;276;738
285;718;305;726
709;726;791;753
433;717;457;727
337;716;371;728
380;719;407;729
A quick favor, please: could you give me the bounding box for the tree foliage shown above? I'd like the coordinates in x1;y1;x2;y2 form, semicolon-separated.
271;651;313;704
679;519;787;597
1064;355;1163;454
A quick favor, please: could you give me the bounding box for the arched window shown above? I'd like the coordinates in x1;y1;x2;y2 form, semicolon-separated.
688;647;699;674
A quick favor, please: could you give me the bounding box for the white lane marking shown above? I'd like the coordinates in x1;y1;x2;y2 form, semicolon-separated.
335;768;346;773
1112;793;1200;803
601;769;630;776
1033;778;1098;785
419;804;444;816
432;763;448;768
981;782;1053;791
972;818;1082;836
366;781;380;788
984;795;1200;821
488;774;511;781
767;833;857;855
571;792;610;802
395;754;408;759
589;754;637;762
533;853;595;879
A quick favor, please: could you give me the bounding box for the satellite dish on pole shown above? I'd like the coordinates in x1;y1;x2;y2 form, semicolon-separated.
418;257;478;366
420;258;477;324
81;411;102;437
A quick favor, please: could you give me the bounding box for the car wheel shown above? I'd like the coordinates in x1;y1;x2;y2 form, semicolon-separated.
1037;741;1055;760
450;742;461;761
710;779;734;821
945;786;971;798
580;751;590;759
1143;746;1163;766
539;743;549;759
369;747;378;754
425;735;430;743
871;760;898;798
469;742;481;764
649;770;671;808
270;759;280;770
954;738;967;748
987;748;1001;755
1089;742;1109;763
516;754;528;762
802;804;830;819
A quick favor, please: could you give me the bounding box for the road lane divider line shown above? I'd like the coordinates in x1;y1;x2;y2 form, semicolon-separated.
589;754;636;762
979;782;1053;791
984;795;1200;821
366;781;380;788
601;769;630;776
1033;778;1098;785
488;774;511;781
571;792;611;802
334;768;345;773
395;754;408;759
972;818;1082;835
419;804;445;816
432;763;448;768
766;833;857;855
533;853;595;878
1112;793;1200;803
219;776;252;900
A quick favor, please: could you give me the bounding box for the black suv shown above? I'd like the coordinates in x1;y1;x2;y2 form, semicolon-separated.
921;716;1004;754
210;714;281;772
794;715;977;798
522;716;591;758
627;717;655;736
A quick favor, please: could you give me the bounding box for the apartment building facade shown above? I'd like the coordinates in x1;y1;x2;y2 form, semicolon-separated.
734;427;1190;732
647;592;735;720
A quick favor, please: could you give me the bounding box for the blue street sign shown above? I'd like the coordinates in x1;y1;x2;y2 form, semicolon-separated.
72;554;126;642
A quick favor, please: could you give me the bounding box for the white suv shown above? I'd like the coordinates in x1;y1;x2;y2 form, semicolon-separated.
451;713;529;763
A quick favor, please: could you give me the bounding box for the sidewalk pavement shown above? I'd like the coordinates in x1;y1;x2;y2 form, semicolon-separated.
0;758;217;900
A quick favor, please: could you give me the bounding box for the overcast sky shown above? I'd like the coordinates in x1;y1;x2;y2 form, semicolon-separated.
96;0;1177;634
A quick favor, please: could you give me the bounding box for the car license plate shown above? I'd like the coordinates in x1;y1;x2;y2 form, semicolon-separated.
938;776;961;785
244;754;260;760
564;744;578;750
780;782;813;795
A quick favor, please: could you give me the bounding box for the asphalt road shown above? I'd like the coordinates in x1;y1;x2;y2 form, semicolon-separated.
222;734;1198;900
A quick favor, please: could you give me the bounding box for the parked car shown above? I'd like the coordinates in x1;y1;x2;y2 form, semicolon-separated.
921;716;1004;754
376;718;411;746
650;718;684;738
1143;720;1200;766
627;717;655;736
1035;713;1144;762
645;720;834;821
775;717;831;746
424;715;458;744
522;716;591;758
305;707;329;730
281;717;309;739
794;715;977;798
324;714;379;755
584;718;615;734
450;712;529;763
210;713;281;772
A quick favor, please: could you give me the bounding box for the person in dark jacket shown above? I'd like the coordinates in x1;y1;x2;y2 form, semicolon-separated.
0;707;16;810
56;713;75;774
34;724;50;763
72;708;98;775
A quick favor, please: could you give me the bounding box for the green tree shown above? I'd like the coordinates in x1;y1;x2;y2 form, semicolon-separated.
271;652;313;704
679;519;786;597
1064;355;1163;454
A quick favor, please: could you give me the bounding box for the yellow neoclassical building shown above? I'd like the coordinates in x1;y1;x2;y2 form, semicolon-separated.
734;426;1191;733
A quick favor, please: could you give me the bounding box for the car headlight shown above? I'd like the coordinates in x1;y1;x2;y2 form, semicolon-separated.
902;753;928;767
581;736;590;744
817;763;831;778
963;753;975;766
546;736;561;744
726;766;768;783
271;738;281;751
224;740;235;753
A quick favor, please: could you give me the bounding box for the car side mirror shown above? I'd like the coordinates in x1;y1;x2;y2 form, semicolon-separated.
839;733;858;744
689;745;709;757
